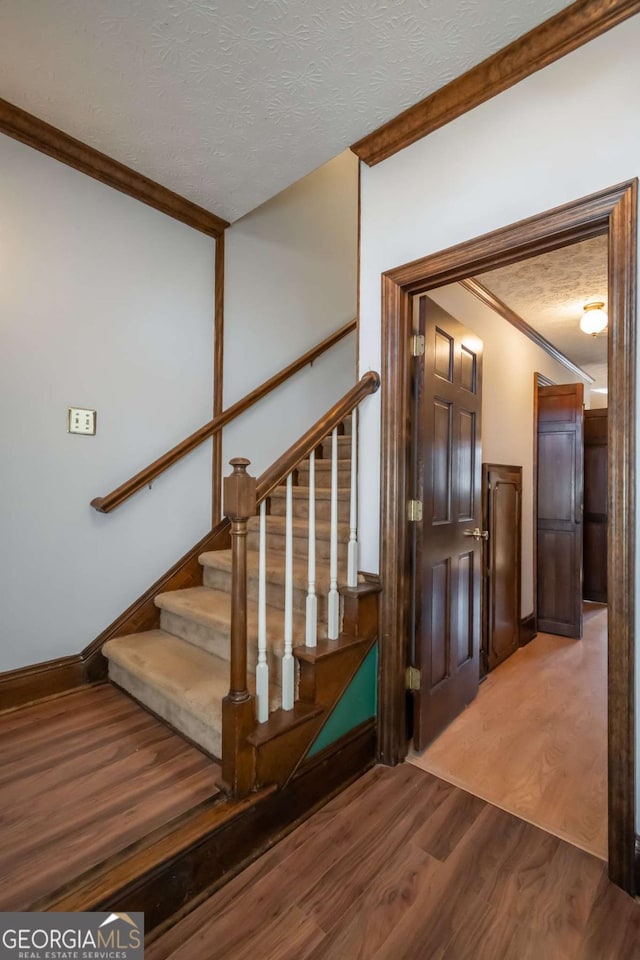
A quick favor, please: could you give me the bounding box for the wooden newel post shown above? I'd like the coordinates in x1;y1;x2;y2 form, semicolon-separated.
221;457;257;797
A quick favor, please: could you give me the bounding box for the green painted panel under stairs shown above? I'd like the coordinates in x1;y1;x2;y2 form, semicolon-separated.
0;684;220;910
147;763;640;960
307;643;378;757
102;419;354;759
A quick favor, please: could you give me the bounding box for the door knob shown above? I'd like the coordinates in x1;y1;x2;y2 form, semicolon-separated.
463;527;489;541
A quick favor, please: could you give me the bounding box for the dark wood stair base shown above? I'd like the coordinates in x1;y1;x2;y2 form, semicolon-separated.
34;720;376;940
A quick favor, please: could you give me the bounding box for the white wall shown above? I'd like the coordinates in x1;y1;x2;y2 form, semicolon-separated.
222;151;358;481
427;285;588;615
0;134;215;673
359;15;640;821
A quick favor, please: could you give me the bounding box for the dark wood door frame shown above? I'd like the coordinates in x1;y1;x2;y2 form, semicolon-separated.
531;371;556;634
378;180;637;892
482;463;522;676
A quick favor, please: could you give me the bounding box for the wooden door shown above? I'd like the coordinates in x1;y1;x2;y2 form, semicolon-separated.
583;408;608;603
536;383;584;639
482;464;522;674
413;295;483;750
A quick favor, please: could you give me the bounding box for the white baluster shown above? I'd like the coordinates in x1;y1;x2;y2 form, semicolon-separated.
347;409;358;588
256;500;269;722
281;473;295;709
327;428;340;639
306;450;317;647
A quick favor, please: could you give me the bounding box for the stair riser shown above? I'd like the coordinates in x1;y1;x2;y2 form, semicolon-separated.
269;495;350;522
318;436;353;457
297;464;351;486
109;661;223;759
247;529;348;561
160;608;232;662
203;565;332;619
159;608;287;675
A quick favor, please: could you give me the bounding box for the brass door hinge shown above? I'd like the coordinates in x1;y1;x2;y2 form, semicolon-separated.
406;666;421;691
411;334;425;357
407;499;423;522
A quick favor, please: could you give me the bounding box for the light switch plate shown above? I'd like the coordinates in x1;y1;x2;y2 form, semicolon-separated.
68;407;96;435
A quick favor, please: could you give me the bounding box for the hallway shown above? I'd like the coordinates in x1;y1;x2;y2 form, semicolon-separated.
409;604;607;858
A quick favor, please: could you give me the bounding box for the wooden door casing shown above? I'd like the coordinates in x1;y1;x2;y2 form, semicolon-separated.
379;182;636;894
536;383;584;640
583;408;608;604
482;464;522;675
413;296;483;750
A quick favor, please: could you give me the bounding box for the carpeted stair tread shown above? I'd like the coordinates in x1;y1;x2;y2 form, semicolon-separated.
154;586;314;648
247;515;349;539
104;631;228;727
199;548;345;591
301;457;351;467
269;485;350;502
103;631;281;758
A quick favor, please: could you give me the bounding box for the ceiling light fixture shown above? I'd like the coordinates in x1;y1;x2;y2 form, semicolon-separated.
580;301;608;337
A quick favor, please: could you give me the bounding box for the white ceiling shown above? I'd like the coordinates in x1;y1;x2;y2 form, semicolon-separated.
0;0;570;222
476;235;608;390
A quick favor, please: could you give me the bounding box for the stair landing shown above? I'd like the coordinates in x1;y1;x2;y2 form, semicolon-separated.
0;684;221;911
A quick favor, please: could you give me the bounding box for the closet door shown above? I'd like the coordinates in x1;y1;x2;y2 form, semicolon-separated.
483;464;522;673
583;408;608;603
537;383;584;639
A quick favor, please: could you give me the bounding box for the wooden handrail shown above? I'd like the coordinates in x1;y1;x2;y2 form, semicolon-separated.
223;370;379;798
91;318;357;513
256;371;380;504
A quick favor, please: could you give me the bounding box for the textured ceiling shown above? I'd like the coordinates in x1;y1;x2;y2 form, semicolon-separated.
0;0;570;221
476;235;608;390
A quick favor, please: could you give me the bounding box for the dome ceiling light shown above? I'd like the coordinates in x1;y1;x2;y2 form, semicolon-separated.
580;301;608;337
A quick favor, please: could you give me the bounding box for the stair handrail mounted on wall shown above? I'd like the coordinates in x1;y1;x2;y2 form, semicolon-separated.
90;318;357;514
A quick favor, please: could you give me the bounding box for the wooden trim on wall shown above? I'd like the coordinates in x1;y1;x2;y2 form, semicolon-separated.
606;178;637;891
0;656;86;713
213;233;225;523
356;159;362;379
0;97;229;237
351;0;640;166
462;278;595;383
379;180;637;893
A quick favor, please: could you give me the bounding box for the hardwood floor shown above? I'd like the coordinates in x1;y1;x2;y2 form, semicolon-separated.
0;683;220;909
410;603;608;858
148;763;640;960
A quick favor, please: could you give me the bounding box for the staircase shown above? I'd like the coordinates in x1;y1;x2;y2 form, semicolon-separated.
103;423;354;762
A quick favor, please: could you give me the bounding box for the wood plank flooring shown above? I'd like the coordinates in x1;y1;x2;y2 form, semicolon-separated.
148;763;640;960
410;603;607;858
0;683;221;909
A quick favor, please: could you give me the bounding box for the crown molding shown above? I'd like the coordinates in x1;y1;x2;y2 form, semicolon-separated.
0;97;229;237
351;0;640;166
461;277;595;383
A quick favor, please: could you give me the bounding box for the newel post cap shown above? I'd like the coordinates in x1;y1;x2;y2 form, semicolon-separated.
224;458;257;520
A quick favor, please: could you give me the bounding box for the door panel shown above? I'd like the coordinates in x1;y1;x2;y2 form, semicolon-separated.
538;433;577;521
583;408;608;603
457;551;474;665
536;383;584;638
482;464;522;673
413;295;483;750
